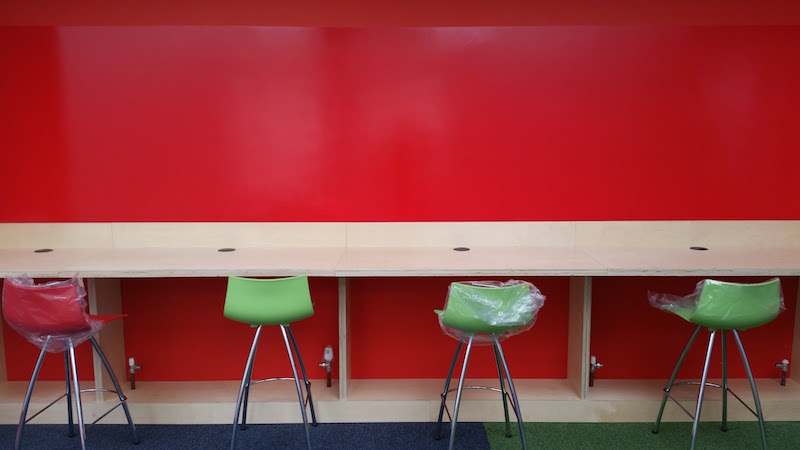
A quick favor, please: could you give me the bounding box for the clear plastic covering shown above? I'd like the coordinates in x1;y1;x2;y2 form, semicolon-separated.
648;281;704;317
2;274;103;353
648;278;785;330
438;280;546;345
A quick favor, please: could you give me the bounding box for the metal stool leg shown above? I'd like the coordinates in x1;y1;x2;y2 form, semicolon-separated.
240;333;261;432
494;336;526;450
286;326;317;426
690;330;716;450
65;350;75;438
281;325;311;450
89;337;139;443
449;335;474;450
721;330;728;432
67;339;87;450
15;336;51;450
231;325;263;450
435;341;463;440
653;325;703;433
493;345;512;438
733;330;768;449
240;361;255;430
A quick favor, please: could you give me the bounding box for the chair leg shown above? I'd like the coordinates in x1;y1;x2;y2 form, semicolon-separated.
231;325;263;450
435;341;463;440
494;336;526;450
15;336;51;450
240;334;260;432
653;325;702;434
493;345;512;438
286;325;318;426
733;330;768;449
65;350;75;438
449;335;474;450
89;337;139;443
721;330;728;432
281;325;311;450
67;339;87;450
690;330;716;450
240;363;254;431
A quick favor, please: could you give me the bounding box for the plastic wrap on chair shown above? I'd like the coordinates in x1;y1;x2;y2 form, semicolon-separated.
648;278;785;329
648;281;704;317
438;280;546;344
2;274;103;353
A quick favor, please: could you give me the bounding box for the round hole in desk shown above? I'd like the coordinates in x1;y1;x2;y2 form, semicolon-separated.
218;248;236;252
453;247;470;252
689;246;709;251
34;248;53;253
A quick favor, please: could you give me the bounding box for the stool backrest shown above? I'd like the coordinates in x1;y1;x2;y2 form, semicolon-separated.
441;281;539;334
692;278;783;330
224;275;314;325
2;278;92;337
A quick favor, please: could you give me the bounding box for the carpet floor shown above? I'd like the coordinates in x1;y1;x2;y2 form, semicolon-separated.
2;421;799;449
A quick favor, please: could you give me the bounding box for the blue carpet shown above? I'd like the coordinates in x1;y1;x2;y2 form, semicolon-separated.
8;421;799;449
0;422;491;449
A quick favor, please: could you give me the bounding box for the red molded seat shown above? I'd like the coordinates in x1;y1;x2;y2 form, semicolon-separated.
2;275;138;450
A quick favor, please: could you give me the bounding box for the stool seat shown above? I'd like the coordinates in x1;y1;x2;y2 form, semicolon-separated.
2;275;138;450
437;281;537;336
224;275;314;325
651;278;784;450
224;275;317;450
669;278;783;330
435;280;545;450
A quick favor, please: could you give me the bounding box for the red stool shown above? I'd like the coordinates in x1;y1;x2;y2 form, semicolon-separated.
2;275;138;450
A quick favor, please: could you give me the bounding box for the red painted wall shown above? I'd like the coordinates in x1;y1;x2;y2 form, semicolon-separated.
1;14;798;382
1;26;799;221
119;277;340;381
2;1;800;26
349;277;569;379
2;320;96;381
591;276;798;379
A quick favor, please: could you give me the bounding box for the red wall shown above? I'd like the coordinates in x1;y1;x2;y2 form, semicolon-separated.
2;321;95;382
591;276;798;379
2;1;800;26
1;26;799;222
1;10;798;382
349;277;569;379
119;277;340;381
102;276;567;381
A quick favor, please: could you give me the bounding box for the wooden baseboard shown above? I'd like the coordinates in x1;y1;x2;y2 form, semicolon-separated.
2;378;797;425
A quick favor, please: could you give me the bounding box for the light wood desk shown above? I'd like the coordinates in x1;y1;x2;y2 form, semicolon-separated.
0;221;798;424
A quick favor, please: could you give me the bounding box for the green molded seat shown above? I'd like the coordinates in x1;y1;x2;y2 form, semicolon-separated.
652;278;784;450
435;281;545;450
437;281;534;335
670;279;782;331
223;275;317;450
224;275;314;325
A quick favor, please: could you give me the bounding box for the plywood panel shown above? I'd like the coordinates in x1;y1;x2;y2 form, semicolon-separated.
88;278;126;397
112;222;346;248
575;221;800;248
0;224;113;249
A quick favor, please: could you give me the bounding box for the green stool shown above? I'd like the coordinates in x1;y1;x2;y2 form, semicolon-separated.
434;281;545;450
224;276;317;450
651;278;784;449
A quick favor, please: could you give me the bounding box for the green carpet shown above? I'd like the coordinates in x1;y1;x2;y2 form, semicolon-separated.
485;421;800;449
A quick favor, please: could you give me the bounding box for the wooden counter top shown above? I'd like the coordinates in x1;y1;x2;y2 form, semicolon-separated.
1;245;799;278
1;221;799;278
